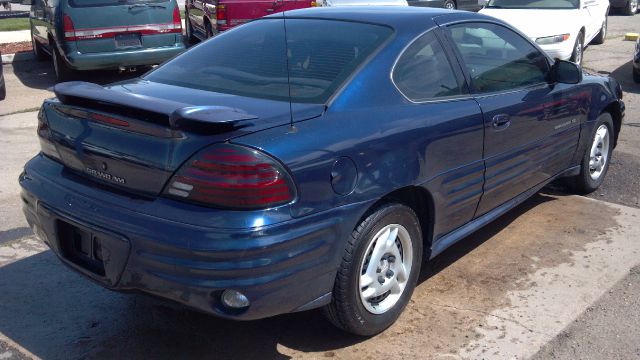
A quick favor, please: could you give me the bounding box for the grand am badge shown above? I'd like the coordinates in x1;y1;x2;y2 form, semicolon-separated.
85;167;126;184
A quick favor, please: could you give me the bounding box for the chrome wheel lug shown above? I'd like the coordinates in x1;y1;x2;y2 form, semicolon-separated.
388;255;396;263
386;270;394;278
378;276;385;284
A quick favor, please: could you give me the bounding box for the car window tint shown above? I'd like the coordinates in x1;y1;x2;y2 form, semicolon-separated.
145;19;392;104
393;31;463;101
446;23;549;94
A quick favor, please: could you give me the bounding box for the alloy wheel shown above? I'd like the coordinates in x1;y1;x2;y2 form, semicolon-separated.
589;124;610;181
631;0;638;13
359;224;413;314
444;0;456;9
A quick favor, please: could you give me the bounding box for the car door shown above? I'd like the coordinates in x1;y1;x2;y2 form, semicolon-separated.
30;0;46;45
188;0;205;33
581;0;599;42
442;21;584;217
392;30;485;242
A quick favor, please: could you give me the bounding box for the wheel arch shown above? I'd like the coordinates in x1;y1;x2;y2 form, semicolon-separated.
602;101;623;148
358;186;435;259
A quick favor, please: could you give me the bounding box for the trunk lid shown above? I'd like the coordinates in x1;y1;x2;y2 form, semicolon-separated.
41;80;323;196
65;0;181;54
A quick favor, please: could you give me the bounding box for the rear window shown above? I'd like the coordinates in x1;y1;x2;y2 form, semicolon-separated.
144;19;392;104
69;0;168;8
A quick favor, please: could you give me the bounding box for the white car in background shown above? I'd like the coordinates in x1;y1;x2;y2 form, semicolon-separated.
321;0;408;6
480;0;609;65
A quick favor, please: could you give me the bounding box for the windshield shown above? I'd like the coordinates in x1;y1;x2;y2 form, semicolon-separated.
145;18;392;104
486;0;579;9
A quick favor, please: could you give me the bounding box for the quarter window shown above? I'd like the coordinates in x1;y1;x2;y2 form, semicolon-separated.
392;32;464;102
445;23;549;94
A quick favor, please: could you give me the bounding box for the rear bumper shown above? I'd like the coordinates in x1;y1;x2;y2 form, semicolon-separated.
20;154;370;320
64;44;185;71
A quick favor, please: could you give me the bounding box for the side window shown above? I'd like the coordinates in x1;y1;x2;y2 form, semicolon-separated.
446;23;549;94
393;32;464;102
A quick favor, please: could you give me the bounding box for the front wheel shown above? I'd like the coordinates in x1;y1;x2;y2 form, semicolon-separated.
443;0;456;9
323;203;423;336
622;0;638;15
565;113;614;194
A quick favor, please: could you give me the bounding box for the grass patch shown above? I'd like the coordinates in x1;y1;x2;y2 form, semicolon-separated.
0;18;30;32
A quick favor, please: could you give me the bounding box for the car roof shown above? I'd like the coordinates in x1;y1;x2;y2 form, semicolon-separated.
274;7;498;31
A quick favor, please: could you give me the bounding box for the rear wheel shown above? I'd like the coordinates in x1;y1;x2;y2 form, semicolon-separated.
591;18;606;45
52;44;75;82
570;33;584;66
443;0;456;9
185;12;197;44
565;113;614;194
323;203;423;336
622;0;638;15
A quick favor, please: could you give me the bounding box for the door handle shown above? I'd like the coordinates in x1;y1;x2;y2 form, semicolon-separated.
492;114;511;130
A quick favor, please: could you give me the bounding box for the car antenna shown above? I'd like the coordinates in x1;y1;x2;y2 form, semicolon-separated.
282;10;297;133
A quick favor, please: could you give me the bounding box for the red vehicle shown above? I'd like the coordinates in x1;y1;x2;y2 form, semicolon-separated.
185;0;315;41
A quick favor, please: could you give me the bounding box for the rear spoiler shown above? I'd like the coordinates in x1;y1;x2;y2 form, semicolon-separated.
52;81;258;131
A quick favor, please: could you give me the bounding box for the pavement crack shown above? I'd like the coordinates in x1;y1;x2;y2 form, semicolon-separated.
425;301;550;336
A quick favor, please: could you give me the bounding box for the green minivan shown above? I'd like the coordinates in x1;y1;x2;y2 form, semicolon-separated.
27;0;185;81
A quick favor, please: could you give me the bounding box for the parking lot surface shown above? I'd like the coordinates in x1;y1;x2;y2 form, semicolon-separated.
1;13;639;360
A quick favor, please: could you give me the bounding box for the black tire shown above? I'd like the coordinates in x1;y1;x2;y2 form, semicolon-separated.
621;0;638;15
570;33;584;66
52;44;75;83
443;0;456;9
184;12;197;44
31;34;48;61
565;113;614;194
634;68;640;83
591;18;606;45
205;21;214;39
323;203;423;336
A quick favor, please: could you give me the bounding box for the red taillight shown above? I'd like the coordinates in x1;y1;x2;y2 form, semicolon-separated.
216;4;227;26
173;5;182;30
164;144;296;209
63;14;76;41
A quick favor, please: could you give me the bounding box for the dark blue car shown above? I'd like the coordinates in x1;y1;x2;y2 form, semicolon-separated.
20;7;624;335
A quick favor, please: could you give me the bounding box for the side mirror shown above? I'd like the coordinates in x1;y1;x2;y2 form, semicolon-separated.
21;0;33;5
551;60;582;84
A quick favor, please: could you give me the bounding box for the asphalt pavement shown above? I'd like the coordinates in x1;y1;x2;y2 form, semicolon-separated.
0;12;639;360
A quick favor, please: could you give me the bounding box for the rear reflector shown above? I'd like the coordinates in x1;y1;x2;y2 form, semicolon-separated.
163;144;295;210
63;14;76;41
173;5;182;30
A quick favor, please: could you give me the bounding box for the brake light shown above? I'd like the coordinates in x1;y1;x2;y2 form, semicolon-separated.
37;107;62;161
63;14;76;41
173;5;182;30
216;4;227;26
164;144;296;209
